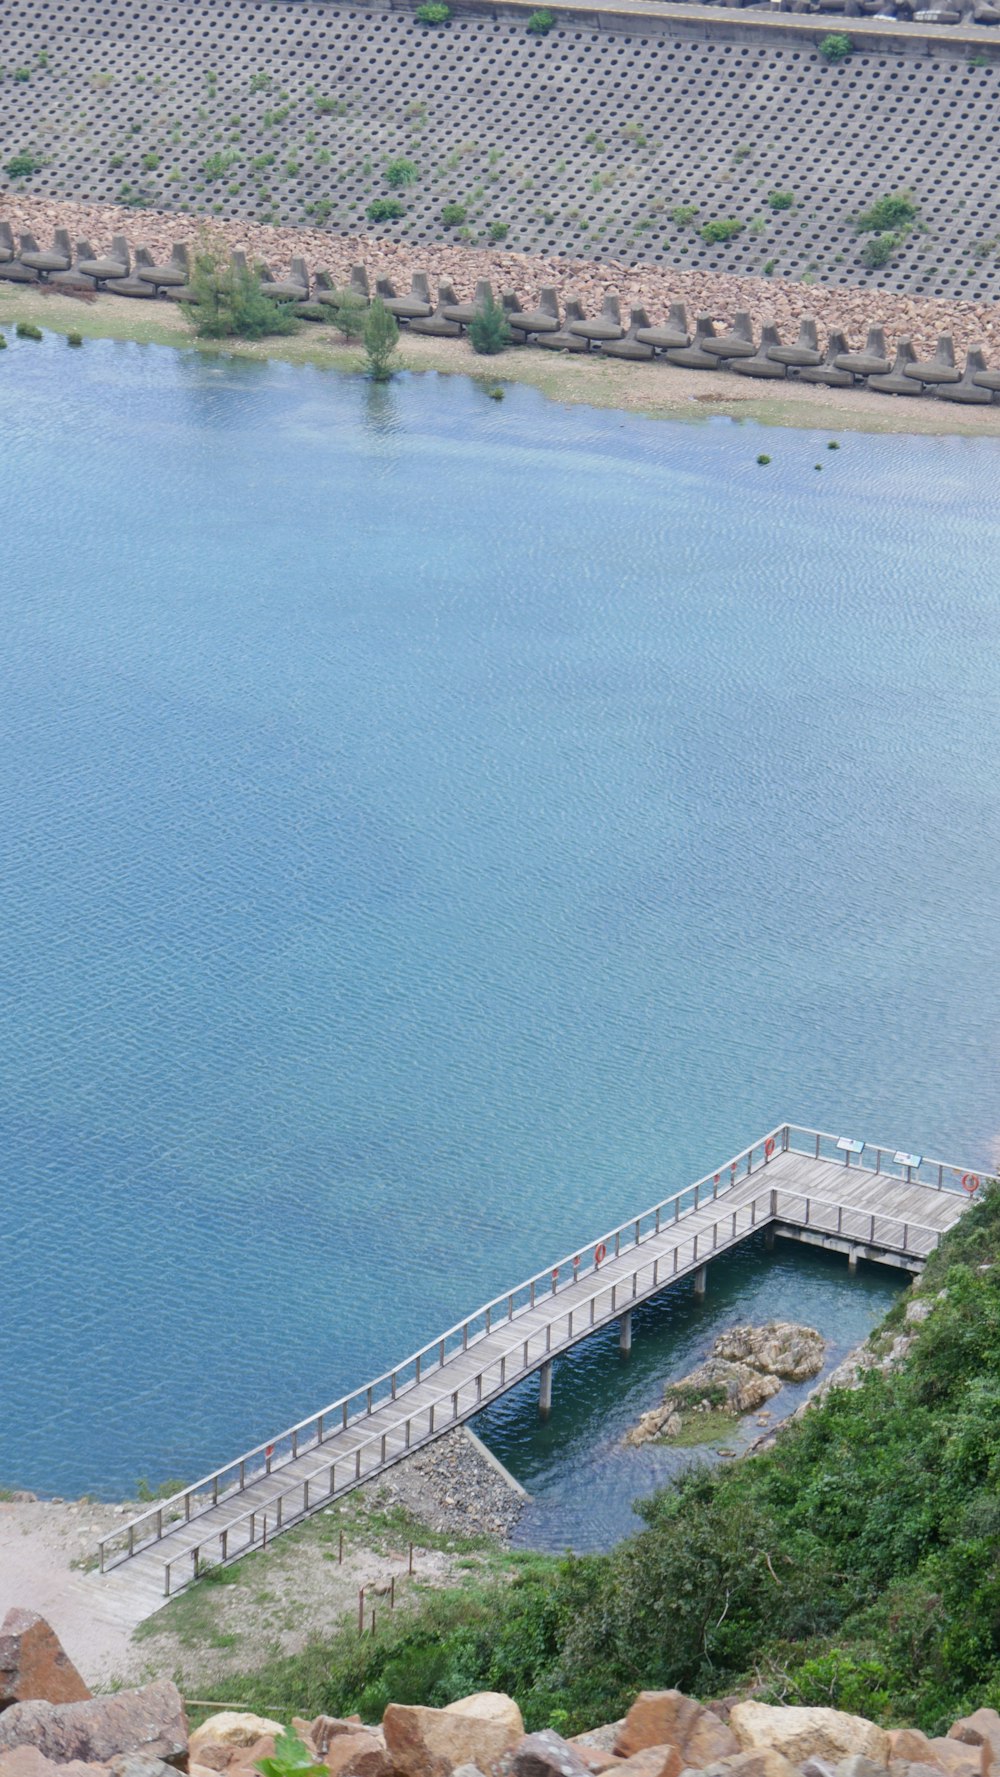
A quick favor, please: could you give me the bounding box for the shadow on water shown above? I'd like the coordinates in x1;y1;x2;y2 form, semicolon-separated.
474;1235;904;1551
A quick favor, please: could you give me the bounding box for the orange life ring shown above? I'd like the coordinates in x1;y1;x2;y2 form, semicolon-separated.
595;1241;607;1265
765;1137;776;1158
962;1173;981;1196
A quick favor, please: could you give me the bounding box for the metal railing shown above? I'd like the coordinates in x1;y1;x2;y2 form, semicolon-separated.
98;1119;987;1576
150;1180;941;1596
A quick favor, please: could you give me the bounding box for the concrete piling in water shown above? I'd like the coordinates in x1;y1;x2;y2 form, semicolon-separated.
693;1264;707;1299
619;1310;633;1355
539;1359;553;1418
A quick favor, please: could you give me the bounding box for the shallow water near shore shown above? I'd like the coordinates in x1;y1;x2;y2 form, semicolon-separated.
2;334;999;1518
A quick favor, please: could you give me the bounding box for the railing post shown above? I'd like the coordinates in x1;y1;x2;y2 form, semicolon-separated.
164;1561;171;1598
656;1206;661;1232
875;1148;881;1175
415;1354;421;1383
277;1493;283;1527
530;1280;536;1306
452;1388;459;1416
156;1508;163;1540
694;1183;699;1210
508;1294;514;1320
815;1132;821;1158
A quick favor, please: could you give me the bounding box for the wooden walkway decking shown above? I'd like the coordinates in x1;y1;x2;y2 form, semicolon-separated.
91;1122;980;1617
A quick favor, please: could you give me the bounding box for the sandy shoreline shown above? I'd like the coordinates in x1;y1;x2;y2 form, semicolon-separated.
6;280;1000;439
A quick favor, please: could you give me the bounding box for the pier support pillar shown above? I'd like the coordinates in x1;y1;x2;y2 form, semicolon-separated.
764;1226;775;1253
848;1247;859;1274
619;1311;633;1356
693;1264;707;1300
538;1360;553;1419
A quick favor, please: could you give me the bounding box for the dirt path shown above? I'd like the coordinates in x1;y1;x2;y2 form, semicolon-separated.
0;1431;525;1691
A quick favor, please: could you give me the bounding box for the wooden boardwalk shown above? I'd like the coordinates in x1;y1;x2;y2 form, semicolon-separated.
93;1122;980;1616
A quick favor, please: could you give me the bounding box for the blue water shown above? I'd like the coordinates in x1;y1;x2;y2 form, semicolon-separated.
1;333;999;1517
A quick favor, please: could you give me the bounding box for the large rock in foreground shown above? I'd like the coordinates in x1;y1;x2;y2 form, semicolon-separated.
0;1613;91;1711
729;1705;889;1767
384;1694;524;1777
616;1692;739;1765
0;1682;187;1767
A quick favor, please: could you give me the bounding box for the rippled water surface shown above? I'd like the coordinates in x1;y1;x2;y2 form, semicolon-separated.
2;335;999;1518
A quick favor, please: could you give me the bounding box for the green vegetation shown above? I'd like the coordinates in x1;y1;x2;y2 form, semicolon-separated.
362;297;400;381
701;217;743;244
855;190;919;233
5;150;41;178
183;245;300;340
249;72;272;92
488;221;509;242
255;1731;327;1777
757;454;771;464
141;151;160;171
15;321;42;339
767;190;795;211
819;32;853;61
325;288;368;341
188;1184;1000;1735
670;204;698;227
203;150;238;180
415;2;451;21
385;157;419;187
528;9;555;31
441;201;467;226
366;197;405;222
859;234;900;269
469;290;510;355
136;1476;187;1502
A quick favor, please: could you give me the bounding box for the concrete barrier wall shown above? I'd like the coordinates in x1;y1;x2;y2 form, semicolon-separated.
4;221;999;405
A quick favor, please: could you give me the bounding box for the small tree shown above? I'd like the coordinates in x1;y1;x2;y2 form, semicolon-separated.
468;291;510;356
363;297;399;381
183;241;299;340
327;288;368;341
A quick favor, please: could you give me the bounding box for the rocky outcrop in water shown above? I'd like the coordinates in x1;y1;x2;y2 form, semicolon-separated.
625;1323;824;1446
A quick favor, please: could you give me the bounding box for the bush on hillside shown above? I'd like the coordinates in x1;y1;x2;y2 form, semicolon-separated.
469;290;510;354
819;32;853;60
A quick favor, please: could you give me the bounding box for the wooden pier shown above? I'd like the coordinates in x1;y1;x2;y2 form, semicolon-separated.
94;1121;983;1614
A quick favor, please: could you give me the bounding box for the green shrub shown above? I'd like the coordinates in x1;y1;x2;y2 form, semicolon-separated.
366;197;405;223
763;258;777;276
203;150;238;181
249;71;272;91
16;321;43;340
527;9;555;31
13;67;31;82
415;3;451;21
757;454;771;465
182;245;300;340
670;204;698;227
441;201;467;226
5;151;41;178
66;331;83;346
700;216;743;244
255;1730;326;1777
488;221;509;242
469;290;510;355
325;288;368;341
385;157;419;187
362;297;399;381
819;32;853;60
767;190;794;211
314;95;347;115
0;333;7;349
141;151;160;171
859;232;899;269
854;190;918;233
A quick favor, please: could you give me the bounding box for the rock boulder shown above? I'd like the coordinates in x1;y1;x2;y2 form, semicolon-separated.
713;1325;825;1381
616;1693;738;1765
950;1716;1000;1763
0;1683;187;1768
729;1706;889;1768
511;1731;591;1777
0;1613;90;1711
188;1716;285;1767
383;1694;524;1777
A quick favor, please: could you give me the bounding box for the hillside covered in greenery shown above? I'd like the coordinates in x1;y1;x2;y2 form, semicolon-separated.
199;1184;1000;1735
